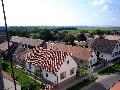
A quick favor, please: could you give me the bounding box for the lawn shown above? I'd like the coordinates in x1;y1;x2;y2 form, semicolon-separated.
2;60;40;90
98;64;120;75
67;76;97;90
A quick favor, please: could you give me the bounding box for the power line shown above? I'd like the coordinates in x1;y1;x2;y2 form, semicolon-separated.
1;0;17;90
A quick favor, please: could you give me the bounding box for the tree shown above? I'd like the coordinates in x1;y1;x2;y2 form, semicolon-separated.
99;35;105;39
95;29;103;35
38;29;53;41
76;33;87;41
65;34;75;45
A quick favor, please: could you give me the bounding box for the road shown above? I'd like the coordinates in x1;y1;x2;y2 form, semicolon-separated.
81;72;120;90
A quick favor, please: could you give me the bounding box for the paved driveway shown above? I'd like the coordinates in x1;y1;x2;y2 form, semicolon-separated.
82;72;120;90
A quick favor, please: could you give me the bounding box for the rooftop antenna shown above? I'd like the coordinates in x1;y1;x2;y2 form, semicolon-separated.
1;0;17;90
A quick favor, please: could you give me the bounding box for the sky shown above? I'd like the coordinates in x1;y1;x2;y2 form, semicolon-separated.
0;0;120;26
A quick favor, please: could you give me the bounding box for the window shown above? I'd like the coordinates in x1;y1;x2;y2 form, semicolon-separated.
46;73;48;77
67;60;69;64
90;60;92;65
101;55;103;57
70;68;75;75
60;71;66;79
79;60;83;63
113;53;114;57
28;45;31;49
91;55;93;57
115;52;117;56
116;45;118;49
28;63;31;69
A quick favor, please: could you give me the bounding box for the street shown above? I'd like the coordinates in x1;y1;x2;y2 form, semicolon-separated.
81;72;120;90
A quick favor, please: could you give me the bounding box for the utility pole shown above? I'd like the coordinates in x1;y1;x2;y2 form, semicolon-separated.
1;0;17;90
0;51;4;90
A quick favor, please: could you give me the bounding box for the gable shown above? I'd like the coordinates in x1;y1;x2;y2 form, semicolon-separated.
57;54;77;74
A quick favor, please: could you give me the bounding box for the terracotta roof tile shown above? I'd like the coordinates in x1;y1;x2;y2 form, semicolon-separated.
105;35;120;40
26;46;68;74
110;81;120;90
47;43;92;61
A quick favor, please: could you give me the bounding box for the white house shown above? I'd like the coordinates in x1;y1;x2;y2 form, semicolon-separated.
47;43;97;67
25;46;77;84
92;35;120;61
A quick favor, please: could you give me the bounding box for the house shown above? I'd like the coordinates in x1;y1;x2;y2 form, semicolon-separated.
0;35;6;43
3;71;21;90
12;45;30;65
92;35;120;61
10;36;46;49
9;36;46;65
109;80;120;90
0;41;14;59
47;43;97;67
25;46;77;84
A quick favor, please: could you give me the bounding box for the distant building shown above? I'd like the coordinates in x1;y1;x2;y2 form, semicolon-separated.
47;43;97;67
0;35;6;43
92;35;120;61
25;47;77;84
0;41;14;60
10;36;46;65
10;36;46;49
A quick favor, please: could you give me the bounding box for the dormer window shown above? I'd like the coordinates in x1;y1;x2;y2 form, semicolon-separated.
46;73;48;77
116;45;118;49
28;63;31;69
113;53;114;57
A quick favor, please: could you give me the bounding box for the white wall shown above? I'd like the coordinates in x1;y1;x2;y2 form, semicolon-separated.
88;51;97;66
42;70;57;84
56;55;77;83
26;62;35;73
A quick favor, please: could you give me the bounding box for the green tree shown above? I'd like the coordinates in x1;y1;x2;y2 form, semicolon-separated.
39;29;53;41
76;33;87;41
65;34;75;45
95;29;103;35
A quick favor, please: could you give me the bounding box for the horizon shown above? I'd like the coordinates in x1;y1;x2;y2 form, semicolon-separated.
0;0;120;26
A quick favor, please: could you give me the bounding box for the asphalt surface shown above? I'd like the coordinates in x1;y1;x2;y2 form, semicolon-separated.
82;72;120;90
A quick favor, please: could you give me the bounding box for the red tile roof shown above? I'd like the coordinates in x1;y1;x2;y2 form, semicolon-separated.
25;46;68;74
47;43;92;61
110;81;120;90
105;35;120;40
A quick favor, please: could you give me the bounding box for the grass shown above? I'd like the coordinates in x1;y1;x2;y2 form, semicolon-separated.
2;60;40;90
98;64;120;75
67;76;97;90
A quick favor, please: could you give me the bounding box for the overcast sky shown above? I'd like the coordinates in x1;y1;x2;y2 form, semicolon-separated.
0;0;120;26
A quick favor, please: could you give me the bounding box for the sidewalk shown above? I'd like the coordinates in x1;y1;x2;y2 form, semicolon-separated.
57;75;89;90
